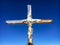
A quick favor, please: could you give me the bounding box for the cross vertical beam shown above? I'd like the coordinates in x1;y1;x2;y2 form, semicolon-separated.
28;22;33;45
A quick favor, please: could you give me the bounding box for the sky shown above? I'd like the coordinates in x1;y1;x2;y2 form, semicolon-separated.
0;0;60;45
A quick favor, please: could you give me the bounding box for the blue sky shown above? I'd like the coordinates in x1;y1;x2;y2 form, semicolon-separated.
0;0;60;45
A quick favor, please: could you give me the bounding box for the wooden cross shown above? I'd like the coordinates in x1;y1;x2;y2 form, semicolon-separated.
6;5;52;45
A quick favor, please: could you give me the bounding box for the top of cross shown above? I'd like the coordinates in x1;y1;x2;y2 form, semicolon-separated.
6;5;52;24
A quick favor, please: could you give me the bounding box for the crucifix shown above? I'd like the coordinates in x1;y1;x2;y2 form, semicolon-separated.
6;5;52;45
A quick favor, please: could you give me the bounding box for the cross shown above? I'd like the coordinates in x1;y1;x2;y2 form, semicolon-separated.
6;5;52;45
